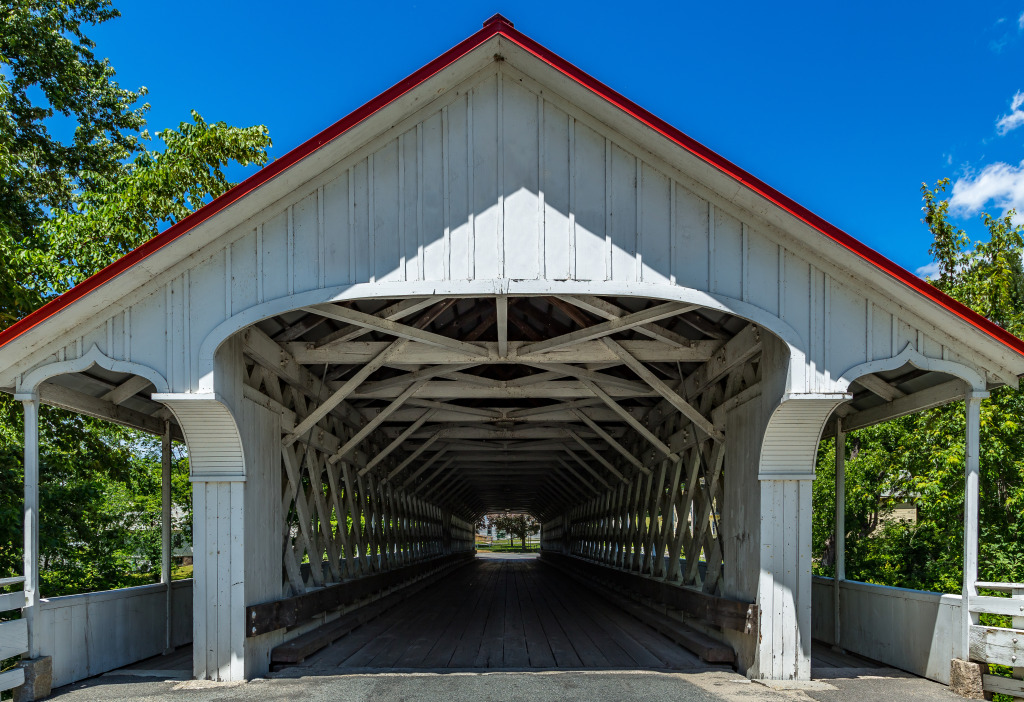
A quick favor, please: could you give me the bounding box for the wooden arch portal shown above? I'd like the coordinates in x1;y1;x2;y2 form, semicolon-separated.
4;15;1024;693
239;293;758;605
233;294;765;674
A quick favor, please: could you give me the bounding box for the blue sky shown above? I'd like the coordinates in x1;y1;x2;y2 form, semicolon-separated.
91;1;1024;277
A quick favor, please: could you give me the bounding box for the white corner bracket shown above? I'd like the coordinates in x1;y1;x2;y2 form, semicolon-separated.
152;393;246;482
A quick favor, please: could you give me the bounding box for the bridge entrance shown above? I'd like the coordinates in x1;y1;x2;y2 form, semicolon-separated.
236;294;764;675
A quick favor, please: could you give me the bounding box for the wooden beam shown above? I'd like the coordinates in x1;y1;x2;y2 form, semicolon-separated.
506;398;604;419
854;373;907;402
833;379;967;434
349;380;661;401
344;362;479;396
364;409;437;473
576;377;674;458
603;338;723;442
556;295;697;347
406;455;457;493
243;326;363;431
402;451;453;489
497;296;509;358
521;361;653;395
100;375;153;406
303;304;487;357
314;297;447;348
403;399;503;419
557;452;612;490
274;313;328;342
282;339;407;447
327;380;425;466
517;302;695;356
38;382;182;440
386;428;448;480
280;339;720;365
682;324;761;399
570;409;648;474
563;427;626;482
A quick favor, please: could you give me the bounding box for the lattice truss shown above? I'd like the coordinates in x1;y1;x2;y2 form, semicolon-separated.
238;295;762;596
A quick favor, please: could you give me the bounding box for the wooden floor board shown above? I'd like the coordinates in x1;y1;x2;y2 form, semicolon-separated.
295;556;721;672
418;561;499;668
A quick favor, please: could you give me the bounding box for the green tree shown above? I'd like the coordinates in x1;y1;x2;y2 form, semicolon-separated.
0;1;271;595
0;0;148;324
490;513;540;551
813;180;1024;593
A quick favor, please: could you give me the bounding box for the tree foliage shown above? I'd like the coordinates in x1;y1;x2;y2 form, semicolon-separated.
0;1;271;594
813;181;1024;593
489;513;540;551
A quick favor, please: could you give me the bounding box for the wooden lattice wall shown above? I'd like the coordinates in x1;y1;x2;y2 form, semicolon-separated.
542;328;762;595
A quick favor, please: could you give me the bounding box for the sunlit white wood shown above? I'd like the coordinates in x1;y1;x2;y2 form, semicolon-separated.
19;393;39;658
962;391;986;659
834;423;845;651
161;422;173;653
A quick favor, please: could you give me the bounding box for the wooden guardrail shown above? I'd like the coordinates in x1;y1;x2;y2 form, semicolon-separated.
246;552;474;636
968;581;1024;699
0;576;27;694
539;551;756;634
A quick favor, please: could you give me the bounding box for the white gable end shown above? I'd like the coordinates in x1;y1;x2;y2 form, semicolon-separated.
1;52;1017;394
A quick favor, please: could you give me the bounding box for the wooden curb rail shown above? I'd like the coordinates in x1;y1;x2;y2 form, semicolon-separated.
539;551;756;633
247;552;474;637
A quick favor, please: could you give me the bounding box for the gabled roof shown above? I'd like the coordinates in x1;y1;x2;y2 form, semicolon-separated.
2;14;1022;361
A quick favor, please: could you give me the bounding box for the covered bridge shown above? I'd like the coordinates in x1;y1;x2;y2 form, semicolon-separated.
1;15;1022;698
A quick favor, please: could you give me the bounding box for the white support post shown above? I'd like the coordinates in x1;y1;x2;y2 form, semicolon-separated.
757;394;848;681
961;390;986;660
833;423;845;651
20;393;40;659
161;421;173;654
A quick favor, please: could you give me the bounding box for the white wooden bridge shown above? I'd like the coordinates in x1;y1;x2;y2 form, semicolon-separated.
0;15;1022;700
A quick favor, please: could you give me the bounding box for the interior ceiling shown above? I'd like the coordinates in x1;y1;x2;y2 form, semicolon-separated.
240;294;953;519
31;295;962;519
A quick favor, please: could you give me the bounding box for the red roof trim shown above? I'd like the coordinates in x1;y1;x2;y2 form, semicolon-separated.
3;14;1023;360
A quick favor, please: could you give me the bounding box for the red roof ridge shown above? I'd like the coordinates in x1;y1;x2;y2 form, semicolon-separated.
3;17;1023;361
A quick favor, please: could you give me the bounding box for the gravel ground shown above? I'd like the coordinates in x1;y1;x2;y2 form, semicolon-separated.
45;667;963;702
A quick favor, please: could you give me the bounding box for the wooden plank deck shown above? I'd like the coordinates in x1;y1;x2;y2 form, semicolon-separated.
107;556;901;680
296;555;710;671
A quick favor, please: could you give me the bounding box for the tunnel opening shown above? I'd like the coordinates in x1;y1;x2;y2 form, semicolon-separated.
236;293;764;672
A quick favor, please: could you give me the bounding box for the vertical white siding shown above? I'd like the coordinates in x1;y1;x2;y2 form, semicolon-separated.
12;65;997;397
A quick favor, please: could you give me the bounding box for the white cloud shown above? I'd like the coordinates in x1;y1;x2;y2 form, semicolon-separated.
950;160;1024;224
996;90;1024;134
915;261;942;279
1019;10;1024;29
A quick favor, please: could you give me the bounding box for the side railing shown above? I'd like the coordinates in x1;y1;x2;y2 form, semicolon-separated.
0;576;27;694
969;582;1024;699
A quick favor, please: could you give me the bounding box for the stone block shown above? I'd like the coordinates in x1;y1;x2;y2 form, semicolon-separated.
949;658;990;700
13;656;52;702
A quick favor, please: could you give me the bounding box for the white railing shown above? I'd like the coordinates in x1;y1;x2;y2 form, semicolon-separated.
969;582;1024;699
36;579;193;688
811;576;962;684
0;576;27;693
